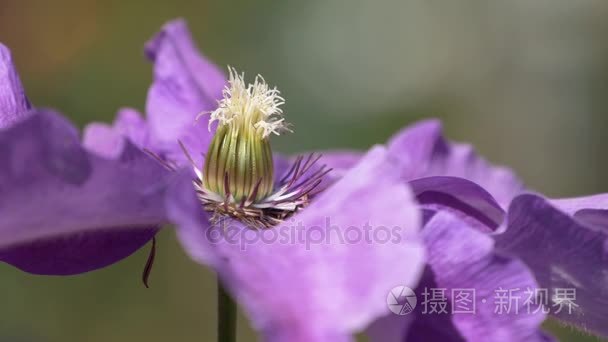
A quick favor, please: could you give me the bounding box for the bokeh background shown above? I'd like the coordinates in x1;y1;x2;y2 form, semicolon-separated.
1;0;607;341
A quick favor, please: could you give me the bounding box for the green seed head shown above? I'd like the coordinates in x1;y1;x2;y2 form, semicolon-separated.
202;67;290;203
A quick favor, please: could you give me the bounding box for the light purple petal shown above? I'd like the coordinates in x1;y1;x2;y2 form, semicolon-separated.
316;150;361;177
112;108;152;149
496;194;608;337
144;18;226;163
551;194;608;215
404;211;551;342
275;150;362;193
83;108;155;159
168;146;425;341
0;43;31;129
552;194;608;232
82;122;127;159
0;110;169;274
388;119;524;207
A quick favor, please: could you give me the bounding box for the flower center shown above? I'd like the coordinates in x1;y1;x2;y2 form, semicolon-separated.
182;67;330;228
202;68;287;202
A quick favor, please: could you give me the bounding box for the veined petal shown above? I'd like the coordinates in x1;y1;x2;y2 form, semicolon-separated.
0;110;170;274
387;119;524;207
0;43;31;129
144;18;226;163
496;194;608;337
404;212;551;342
168;146;425;341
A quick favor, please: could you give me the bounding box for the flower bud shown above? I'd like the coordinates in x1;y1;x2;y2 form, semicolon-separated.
202;67;289;203
203;120;274;202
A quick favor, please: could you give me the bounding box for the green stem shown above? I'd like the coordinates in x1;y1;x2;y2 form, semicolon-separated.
218;279;237;342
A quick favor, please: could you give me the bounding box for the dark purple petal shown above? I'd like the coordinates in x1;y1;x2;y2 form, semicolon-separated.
168;146;425;341
0;43;31;129
144;18;226;163
0;227;157;275
404;212;551;342
366;312;414;342
496;194;608;337
387;119;524;207
409;176;505;232
0;110;169;274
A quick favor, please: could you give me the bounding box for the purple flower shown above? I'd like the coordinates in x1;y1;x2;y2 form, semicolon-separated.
1;18;607;342
385;121;608;339
0;23;425;341
0;44;171;276
130;20;426;341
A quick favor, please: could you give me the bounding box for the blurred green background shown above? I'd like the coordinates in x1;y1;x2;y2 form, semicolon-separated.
1;0;607;341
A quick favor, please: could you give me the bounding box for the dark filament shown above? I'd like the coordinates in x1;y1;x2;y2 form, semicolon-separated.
142;236;157;288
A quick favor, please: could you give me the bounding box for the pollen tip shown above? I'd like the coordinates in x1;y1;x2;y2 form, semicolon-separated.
207;66;290;139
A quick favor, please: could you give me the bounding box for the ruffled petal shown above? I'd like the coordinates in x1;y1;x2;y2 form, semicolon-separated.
496;194;608;337
409;176;505;232
144;18;225;163
0;43;31;129
0;110;169;274
82;122;127;159
168;146;425;341
83;108;154;159
387;119;524;207
404;212;551;342
111;108;152;149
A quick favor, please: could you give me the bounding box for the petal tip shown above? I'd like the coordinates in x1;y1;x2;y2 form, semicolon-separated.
144;18;189;61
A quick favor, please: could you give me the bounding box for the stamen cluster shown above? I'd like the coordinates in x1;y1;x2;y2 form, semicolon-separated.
182;68;329;228
207;67;290;138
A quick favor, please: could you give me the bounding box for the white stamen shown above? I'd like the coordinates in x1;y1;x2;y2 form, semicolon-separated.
207;67;290;138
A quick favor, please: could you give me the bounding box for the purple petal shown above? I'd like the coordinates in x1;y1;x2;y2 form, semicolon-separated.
317;150;361;177
409;176;505;232
552;194;608;232
168;146;425;341
111;108;152;150
0;227;157;275
144;18;226;163
275;150;362;193
404;212;551;342
551;194;608;215
82;122;127;159
0;43;31;129
496;194;608;337
388;119;524;207
83;108;155;159
0;110;169;274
